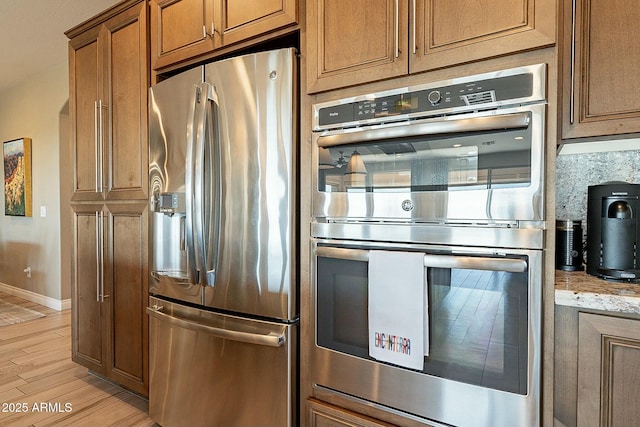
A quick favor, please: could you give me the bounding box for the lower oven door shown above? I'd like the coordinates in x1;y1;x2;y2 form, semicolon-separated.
311;240;541;427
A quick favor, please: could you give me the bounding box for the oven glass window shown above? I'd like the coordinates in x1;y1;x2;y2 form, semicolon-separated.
316;253;529;395
318;120;532;193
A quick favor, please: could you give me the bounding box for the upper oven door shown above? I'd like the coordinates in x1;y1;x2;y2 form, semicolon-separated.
312;103;545;223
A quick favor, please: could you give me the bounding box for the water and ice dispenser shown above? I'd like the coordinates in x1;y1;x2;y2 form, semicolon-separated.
151;192;188;278
586;182;640;281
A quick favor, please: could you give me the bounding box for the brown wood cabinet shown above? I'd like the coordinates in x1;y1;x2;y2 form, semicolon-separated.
150;0;298;70
72;205;105;370
561;0;640;140
308;399;397;427
555;305;640;427
71;202;148;396
307;0;556;93
306;0;408;94
577;313;640;427
69;2;148;202
66;0;149;397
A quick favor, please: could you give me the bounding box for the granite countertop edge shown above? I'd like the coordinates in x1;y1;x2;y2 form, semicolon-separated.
555;270;640;314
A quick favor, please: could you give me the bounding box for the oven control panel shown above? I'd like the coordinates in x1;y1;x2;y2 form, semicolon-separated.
314;64;545;131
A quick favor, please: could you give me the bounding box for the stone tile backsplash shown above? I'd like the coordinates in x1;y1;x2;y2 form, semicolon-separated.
555;149;640;222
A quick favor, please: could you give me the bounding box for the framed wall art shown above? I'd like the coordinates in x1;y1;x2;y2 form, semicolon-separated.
3;138;32;217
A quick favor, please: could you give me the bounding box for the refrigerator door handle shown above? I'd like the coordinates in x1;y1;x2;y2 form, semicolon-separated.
146;306;286;347
185;84;202;284
192;83;209;285
196;82;221;287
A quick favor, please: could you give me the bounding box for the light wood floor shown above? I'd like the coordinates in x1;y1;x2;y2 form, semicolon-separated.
0;292;156;427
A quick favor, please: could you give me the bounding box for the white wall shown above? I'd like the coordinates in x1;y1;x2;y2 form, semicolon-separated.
0;61;68;302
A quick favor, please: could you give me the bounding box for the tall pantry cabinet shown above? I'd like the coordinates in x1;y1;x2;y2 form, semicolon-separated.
65;0;149;397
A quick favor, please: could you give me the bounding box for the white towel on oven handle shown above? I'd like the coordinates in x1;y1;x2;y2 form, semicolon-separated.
368;250;426;370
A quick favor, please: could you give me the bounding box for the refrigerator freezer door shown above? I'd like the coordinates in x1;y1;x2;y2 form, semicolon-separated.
203;48;297;321
148;297;297;427
149;66;204;305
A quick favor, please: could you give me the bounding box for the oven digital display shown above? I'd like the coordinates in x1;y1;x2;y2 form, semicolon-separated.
355;94;418;120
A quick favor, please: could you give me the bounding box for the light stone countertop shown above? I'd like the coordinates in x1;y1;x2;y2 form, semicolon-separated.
555;270;640;314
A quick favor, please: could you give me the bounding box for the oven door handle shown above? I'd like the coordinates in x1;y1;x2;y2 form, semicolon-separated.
315;246;527;273
317;112;530;148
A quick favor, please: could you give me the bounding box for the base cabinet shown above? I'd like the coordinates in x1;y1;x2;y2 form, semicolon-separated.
555;306;640;427
308;399;396;427
577;313;640;427
71;202;149;397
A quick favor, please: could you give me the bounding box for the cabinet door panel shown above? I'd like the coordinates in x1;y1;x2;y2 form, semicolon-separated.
106;203;148;396
578;313;640;427
72;205;105;372
104;3;148;200
308;399;396;427
562;0;640;139
69;36;100;200
151;0;217;70
219;0;297;46
162;0;207;52
608;343;640;427
307;0;408;93
412;0;555;73
431;0;526;45
226;0;285;27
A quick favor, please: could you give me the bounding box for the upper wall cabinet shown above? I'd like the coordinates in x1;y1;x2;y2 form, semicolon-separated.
307;0;409;93
151;0;298;70
561;0;640;140
68;0;149;202
307;0;556;93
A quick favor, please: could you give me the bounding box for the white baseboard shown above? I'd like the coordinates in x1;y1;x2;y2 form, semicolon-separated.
0;282;71;311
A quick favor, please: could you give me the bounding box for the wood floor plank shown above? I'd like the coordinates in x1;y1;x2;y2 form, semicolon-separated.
48;390;150;427
1;379;121;426
16;365;86;396
0;317;66;341
18;357;78;382
0;376;27;393
0;292;154;427
0;386;25;402
22;335;70;354
0;314;69;341
0;332;64;353
9;347;69;366
0;348;28;364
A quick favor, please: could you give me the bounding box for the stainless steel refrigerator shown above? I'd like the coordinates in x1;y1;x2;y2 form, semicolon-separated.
147;48;297;427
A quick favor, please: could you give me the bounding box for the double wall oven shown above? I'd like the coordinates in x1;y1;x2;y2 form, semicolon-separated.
310;64;547;427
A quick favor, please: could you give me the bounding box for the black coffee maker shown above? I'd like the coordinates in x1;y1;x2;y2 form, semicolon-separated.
586;181;640;281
